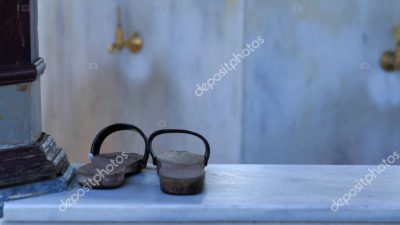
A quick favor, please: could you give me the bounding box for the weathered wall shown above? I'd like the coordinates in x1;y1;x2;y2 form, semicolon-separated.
242;0;400;164
38;0;400;164
39;0;243;163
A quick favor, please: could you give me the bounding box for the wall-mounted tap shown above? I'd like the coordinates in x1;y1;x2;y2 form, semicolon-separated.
108;7;143;54
381;25;400;71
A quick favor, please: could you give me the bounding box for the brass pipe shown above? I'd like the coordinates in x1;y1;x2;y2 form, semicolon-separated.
381;26;400;71
108;6;143;54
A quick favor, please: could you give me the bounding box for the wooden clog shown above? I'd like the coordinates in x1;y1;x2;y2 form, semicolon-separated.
148;129;210;195
77;123;149;189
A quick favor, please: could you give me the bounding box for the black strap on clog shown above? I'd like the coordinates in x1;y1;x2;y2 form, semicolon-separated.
148;129;210;166
89;123;149;167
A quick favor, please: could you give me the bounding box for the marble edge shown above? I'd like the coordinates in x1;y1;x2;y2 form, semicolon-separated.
4;164;400;222
4;204;400;222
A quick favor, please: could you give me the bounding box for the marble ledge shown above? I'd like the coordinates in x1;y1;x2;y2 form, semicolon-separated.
2;164;400;225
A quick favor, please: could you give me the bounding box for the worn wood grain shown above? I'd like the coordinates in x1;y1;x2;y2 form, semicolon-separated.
0;134;70;188
0;0;33;66
77;152;145;189
157;151;206;195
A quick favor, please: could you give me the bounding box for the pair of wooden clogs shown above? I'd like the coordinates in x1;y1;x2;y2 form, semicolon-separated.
77;123;210;195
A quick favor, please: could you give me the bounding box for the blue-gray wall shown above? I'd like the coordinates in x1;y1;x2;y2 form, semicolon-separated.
38;0;400;164
242;0;400;164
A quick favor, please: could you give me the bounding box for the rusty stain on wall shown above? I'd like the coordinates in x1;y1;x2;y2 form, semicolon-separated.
17;84;28;92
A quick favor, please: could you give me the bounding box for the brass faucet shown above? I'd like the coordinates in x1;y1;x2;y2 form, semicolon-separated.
381;26;400;71
108;7;143;53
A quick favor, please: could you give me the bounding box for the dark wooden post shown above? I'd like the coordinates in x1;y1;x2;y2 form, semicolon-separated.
0;0;74;216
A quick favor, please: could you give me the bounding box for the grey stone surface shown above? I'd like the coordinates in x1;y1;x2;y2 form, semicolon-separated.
242;0;400;164
2;165;400;224
0;80;42;149
38;0;244;164
38;0;400;164
0;165;76;218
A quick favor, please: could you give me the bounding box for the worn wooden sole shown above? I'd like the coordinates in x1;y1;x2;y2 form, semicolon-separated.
148;129;210;195
77;152;144;189
95;152;144;175
156;151;206;195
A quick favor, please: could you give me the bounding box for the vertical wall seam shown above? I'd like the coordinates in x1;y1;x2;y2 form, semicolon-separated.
239;0;246;163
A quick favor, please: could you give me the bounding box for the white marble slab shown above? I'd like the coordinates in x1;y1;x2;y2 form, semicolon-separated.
38;0;400;166
38;0;244;164
242;0;400;164
2;165;400;224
